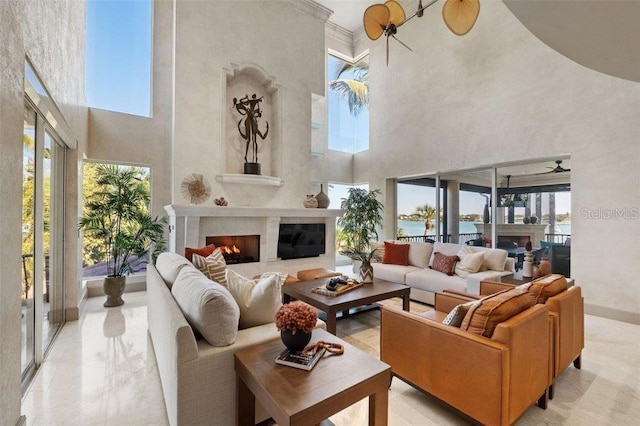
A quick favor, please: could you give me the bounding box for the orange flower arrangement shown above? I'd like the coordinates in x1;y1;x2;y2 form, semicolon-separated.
274;301;318;335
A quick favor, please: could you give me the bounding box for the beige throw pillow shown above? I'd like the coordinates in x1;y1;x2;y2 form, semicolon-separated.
171;267;239;346
226;269;283;329
155;252;193;288
192;248;227;286
455;246;485;278
480;248;508;272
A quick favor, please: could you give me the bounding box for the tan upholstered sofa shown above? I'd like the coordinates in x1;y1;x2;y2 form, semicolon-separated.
147;252;324;425
381;290;551;425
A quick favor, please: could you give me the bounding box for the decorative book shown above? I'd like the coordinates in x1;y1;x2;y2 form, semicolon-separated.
312;281;363;297
275;347;326;371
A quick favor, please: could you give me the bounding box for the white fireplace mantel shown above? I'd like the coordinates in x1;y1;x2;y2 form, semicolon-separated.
474;223;548;247
163;205;344;276
164;205;344;219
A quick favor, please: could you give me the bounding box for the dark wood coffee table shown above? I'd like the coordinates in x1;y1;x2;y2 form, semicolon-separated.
282;277;410;335
235;328;391;426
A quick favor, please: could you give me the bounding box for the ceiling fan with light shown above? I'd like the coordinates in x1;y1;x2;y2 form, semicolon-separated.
363;0;481;65
534;160;571;175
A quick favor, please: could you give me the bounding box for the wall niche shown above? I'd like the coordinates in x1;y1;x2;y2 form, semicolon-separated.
223;63;281;180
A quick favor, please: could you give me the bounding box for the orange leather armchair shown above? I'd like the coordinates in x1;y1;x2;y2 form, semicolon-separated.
480;277;584;398
381;293;550;426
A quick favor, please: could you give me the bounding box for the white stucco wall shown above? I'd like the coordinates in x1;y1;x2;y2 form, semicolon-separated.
172;0;328;208
0;0;87;423
354;1;640;321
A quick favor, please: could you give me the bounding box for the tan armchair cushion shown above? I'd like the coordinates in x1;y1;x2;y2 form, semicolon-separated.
519;274;568;304
460;288;535;337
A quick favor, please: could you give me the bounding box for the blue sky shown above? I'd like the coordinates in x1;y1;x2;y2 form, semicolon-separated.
85;0;152;117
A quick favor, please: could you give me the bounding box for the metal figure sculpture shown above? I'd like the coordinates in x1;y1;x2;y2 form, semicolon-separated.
233;94;269;174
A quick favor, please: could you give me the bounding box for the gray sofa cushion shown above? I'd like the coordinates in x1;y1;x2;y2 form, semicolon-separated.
171;266;240;346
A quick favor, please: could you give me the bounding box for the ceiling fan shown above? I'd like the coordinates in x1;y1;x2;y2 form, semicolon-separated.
363;0;481;65
535;160;571;175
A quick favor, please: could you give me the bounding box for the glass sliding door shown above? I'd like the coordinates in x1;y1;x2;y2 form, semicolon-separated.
22;104;37;378
21;104;66;383
43;131;65;351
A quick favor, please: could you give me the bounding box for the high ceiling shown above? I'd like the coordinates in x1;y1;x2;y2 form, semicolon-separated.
315;0;640;82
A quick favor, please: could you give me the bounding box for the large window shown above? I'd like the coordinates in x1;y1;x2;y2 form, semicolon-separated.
81;162;153;278
86;0;152;116
327;54;369;153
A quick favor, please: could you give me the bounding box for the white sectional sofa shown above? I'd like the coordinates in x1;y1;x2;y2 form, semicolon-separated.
147;252;325;426
368;241;515;305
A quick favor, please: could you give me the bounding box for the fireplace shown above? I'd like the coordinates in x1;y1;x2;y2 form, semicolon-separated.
206;235;260;264
498;236;531;247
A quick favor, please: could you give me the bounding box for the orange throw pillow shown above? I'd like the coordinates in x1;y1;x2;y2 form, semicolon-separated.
383;242;410;265
185;244;216;262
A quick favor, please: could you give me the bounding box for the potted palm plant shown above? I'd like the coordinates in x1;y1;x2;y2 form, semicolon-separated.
80;164;166;307
338;188;384;283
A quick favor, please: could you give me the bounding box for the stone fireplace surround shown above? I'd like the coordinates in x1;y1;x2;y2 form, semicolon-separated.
164;205;344;278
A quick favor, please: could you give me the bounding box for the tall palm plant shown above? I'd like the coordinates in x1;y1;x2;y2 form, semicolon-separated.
338;188;384;261
79;164;166;277
414;203;437;236
328;60;369;117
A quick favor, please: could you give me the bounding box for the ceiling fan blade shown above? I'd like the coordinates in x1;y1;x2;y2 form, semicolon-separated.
392;34;413;52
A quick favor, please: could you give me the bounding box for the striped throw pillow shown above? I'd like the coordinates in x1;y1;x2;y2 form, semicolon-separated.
192;248;227;286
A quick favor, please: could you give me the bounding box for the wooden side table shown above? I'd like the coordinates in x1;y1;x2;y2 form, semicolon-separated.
234;328;391;426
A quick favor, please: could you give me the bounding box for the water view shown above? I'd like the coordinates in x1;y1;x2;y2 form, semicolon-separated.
397;220;572;237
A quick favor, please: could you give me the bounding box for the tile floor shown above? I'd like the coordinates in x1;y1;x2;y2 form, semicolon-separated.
21;291;640;425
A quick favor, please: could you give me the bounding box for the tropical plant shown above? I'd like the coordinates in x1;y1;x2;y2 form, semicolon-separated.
328;59;369;117
413;203;437;236
79;164;166;277
338;187;384;262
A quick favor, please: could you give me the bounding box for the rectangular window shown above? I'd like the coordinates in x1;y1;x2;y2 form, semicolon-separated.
327;54;369;153
81;162;154;278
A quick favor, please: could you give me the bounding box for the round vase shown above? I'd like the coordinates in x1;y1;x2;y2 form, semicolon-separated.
103;275;126;307
539;257;552;276
529;216;538;224
315;184;330;209
360;260;374;284
304;195;318;208
281;330;312;352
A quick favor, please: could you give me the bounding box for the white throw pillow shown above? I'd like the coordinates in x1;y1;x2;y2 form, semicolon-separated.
171;267;239;346
192;248;227;286
408;242;434;269
480;248;508;272
454;247;485;278
226;269;283;329
155;251;192;288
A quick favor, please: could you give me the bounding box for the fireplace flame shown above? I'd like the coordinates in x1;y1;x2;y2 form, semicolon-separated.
221;245;241;255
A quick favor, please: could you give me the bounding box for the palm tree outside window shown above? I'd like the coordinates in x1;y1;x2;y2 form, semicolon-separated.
327;54;369;153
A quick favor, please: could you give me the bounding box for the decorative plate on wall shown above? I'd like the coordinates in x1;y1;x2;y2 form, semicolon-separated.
180;173;211;205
